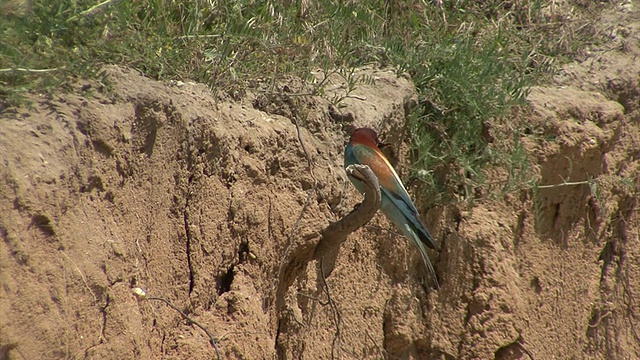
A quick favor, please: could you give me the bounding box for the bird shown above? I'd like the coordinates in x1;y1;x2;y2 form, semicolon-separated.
344;127;440;288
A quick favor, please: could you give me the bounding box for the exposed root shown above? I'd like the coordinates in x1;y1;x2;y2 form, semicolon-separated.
132;288;221;360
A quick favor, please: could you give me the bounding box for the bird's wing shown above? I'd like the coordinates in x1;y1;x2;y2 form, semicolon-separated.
350;143;439;250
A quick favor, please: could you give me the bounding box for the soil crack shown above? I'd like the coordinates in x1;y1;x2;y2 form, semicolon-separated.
183;172;196;295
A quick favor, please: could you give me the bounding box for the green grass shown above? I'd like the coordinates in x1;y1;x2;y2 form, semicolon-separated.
0;0;608;204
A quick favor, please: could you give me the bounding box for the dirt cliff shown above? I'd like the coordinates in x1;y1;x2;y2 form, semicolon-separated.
2;3;640;360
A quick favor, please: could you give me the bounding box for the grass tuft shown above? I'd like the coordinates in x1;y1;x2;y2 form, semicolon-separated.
0;0;610;203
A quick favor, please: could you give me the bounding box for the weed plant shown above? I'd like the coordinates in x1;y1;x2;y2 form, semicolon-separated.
0;0;607;204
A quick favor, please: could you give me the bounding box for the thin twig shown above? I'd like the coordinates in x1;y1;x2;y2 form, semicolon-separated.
61;251;98;305
364;330;387;359
517;337;535;360
277;191;312;277
66;0;120;22
278;102;318;298
292;109;315;175
0;67;65;73
276;103;318;286
587;310;611;328
179;34;222;39
320;260;343;360
537;180;590;189
146;297;221;360
296;291;330;306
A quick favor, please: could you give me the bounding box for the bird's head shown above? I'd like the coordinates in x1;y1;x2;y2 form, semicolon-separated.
350;127;390;149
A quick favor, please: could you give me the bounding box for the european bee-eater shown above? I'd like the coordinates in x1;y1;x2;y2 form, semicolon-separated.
344;127;439;288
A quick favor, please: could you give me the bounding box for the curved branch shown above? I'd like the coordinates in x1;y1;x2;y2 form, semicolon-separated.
313;164;381;261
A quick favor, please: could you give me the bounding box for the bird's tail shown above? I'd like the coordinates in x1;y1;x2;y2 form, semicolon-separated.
412;234;440;289
414;221;440;251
